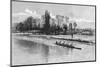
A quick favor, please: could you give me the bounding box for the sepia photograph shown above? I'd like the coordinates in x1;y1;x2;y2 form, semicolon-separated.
11;0;96;66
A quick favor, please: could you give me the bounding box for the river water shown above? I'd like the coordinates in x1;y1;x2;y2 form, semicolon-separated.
12;35;95;66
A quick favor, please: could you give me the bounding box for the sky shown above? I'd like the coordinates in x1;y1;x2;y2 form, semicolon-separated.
12;1;95;20
12;1;95;29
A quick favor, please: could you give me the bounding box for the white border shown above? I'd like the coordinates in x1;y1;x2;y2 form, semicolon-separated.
0;0;100;67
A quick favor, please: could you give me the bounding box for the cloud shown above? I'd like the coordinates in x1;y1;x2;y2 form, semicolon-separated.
69;17;94;23
32;11;41;18
12;8;32;17
12;12;29;17
13;8;41;18
69;17;95;29
50;13;56;19
25;8;33;14
25;8;41;18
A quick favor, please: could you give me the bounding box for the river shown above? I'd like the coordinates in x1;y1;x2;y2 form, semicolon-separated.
12;34;95;66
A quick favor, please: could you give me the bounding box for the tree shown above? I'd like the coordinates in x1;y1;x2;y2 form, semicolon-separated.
73;22;77;33
43;10;51;34
24;16;33;30
16;22;24;32
69;23;73;38
56;25;61;35
63;24;68;34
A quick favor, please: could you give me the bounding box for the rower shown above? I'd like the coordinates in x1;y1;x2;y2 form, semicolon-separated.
70;43;73;47
62;41;65;45
56;41;57;44
59;41;61;44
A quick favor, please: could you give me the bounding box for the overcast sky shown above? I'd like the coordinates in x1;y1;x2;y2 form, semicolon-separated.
12;1;95;22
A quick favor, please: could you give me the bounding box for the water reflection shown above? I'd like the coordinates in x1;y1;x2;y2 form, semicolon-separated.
12;37;95;65
13;38;73;64
16;39;40;54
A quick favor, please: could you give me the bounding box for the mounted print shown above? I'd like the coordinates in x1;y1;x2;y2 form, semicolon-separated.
11;0;96;67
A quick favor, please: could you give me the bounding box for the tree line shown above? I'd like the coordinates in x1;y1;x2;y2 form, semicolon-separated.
15;10;94;37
